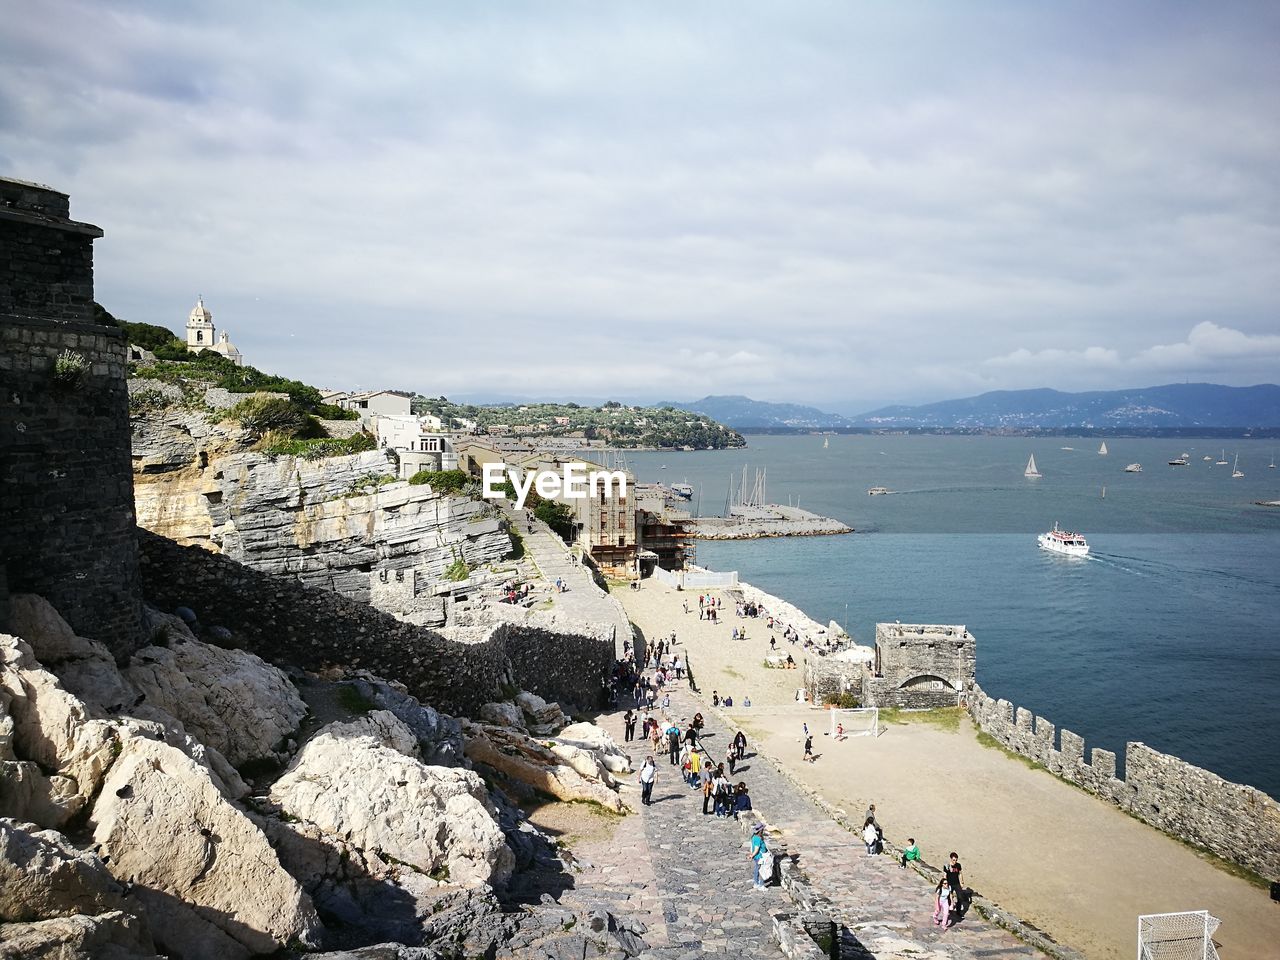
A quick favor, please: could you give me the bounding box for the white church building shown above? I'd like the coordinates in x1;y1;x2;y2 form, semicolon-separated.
186;297;244;366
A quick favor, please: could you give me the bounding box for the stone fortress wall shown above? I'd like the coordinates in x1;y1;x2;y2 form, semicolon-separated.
967;680;1280;880
863;622;976;709
138;530;615;716
0;177;143;656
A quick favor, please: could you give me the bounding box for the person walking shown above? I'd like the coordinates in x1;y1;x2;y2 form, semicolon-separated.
733;730;747;760
701;768;715;815
862;818;880;855
666;720;681;765
932;874;950;926
638;756;656;806
944;852;965;914
623;710;636;743
802;733;814;763
726;743;737;776
688;746;703;788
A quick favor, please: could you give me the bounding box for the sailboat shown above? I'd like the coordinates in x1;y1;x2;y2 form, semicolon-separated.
1270;453;1276;470
1216;450;1229;466
1098;441;1108;456
1232;454;1244;479
1024;454;1042;479
823;437;829;449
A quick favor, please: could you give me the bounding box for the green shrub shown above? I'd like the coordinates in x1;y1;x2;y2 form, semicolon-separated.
314;402;360;421
534;500;577;542
408;468;471;493
444;554;470;581
263;431;377;460
227;394;317;438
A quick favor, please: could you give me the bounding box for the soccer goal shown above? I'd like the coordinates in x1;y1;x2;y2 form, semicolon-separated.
830;707;879;739
1137;911;1220;960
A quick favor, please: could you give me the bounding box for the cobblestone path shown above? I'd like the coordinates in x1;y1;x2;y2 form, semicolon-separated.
562;681;1047;959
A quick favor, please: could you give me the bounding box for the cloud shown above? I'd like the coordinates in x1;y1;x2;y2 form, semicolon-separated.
1;1;1277;410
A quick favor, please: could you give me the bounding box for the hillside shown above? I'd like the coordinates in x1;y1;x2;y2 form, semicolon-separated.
661;395;855;429
852;383;1280;429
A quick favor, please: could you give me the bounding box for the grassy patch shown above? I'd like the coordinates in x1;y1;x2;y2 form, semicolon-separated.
974;729;1046;770
722;666;744;680
879;706;963;732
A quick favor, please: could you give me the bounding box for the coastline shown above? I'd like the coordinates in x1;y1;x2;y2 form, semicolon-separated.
619;572;1280;960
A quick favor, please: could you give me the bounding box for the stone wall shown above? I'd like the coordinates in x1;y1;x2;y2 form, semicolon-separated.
137;530;614;716
0;179;143;656
862;623;975;709
967;681;1280;880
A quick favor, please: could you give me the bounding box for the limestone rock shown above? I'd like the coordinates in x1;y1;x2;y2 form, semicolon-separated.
0;635;120;826
90;733;320;955
0;761;80;827
0;820;128;923
462;721;628;813
271;715;513;887
6;595;99;665
344;675;465;766
323;710;421;759
554;722;631;774
114;714;249;799
0;910;159;960
514;690;570;731
123;637;307;766
308;947;447;959
479;701;526;730
548;743;619;788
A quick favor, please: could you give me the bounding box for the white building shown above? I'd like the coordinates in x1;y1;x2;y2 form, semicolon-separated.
322;390;413;421
185;297;244;366
375;414;459;478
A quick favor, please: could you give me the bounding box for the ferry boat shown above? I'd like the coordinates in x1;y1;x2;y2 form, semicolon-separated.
1038;523;1089;557
1167;456;1189;466
670;482;694;499
1124;463;1142;473
867;486;890;496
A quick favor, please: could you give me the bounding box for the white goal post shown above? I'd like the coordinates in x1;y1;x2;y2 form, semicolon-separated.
829;707;880;739
1137;911;1220;960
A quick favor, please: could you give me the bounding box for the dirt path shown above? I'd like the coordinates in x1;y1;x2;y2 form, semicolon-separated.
622;581;1280;960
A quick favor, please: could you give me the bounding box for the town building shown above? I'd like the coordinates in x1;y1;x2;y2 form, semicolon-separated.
374;414;460;478
322;389;413;422
185;297;244;365
634;484;694;575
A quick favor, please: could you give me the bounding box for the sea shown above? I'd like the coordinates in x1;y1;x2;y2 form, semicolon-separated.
622;435;1280;799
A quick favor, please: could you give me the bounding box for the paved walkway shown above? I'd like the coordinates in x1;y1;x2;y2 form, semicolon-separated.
561;680;1047;959
497;502;632;655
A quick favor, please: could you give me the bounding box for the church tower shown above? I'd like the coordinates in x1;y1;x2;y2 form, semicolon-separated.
186;296;215;349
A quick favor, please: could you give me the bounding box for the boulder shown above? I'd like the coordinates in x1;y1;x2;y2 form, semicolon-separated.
548;743;619;788
479;701;526;730
0;819;129;922
462;722;628;813
6;595;99;665
514;690;570;731
554;722;631;774
0;761;81;826
271;714;513;887
0;635;120;825
345;675;465;766
123;638;307;767
0;910;159;960
90;732;320;955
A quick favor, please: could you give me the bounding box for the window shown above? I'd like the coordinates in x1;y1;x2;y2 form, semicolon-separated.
196;331;203;343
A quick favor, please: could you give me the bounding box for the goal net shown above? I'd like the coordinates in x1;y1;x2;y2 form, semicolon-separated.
1137;911;1220;960
830;707;879;739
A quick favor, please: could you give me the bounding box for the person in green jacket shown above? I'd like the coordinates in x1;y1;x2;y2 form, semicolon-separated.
900;838;921;868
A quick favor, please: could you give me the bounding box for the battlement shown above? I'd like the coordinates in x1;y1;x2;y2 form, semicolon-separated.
864;622;975;708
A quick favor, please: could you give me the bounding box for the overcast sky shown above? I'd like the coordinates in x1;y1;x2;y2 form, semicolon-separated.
3;1;1277;412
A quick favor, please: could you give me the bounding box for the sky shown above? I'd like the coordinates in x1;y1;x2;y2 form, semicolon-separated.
2;1;1278;413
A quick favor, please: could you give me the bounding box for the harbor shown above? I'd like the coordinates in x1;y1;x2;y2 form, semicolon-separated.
684;466;853;539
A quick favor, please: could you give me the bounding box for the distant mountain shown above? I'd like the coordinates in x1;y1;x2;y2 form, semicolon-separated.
852;383;1280;429
661;395;855;429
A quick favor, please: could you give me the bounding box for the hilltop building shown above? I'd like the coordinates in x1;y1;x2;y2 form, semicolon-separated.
322;389;412;423
185;297;244;365
375;414;460;478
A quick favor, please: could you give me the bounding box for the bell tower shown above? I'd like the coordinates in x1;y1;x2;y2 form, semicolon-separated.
186;296;215;349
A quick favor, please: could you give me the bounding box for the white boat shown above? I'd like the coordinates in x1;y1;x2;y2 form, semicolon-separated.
1038;523;1089;557
670;482;694;499
1024;454;1042;479
1098;442;1108;456
1270;453;1276;469
1125;463;1142;473
823;437;829;449
1060;446;1074;451
1168;456;1189;466
867;486;890;496
1232;454;1244;479
1203;455;1213;461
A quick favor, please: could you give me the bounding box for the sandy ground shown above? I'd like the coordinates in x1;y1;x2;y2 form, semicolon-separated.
622;581;1280;960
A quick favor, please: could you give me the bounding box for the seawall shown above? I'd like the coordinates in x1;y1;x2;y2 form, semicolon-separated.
138;530;615;716
967;680;1280;880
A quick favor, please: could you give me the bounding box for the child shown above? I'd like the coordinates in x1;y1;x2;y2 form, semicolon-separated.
932;875;950;926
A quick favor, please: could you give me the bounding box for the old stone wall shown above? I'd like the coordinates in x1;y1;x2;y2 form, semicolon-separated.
862;623;975;709
0;179;142;656
967;681;1280;880
137;530;613;715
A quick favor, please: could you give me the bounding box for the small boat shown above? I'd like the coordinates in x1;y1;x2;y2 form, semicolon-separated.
823;437;829;449
1098;442;1108;456
1203;455;1213;462
1168;457;1189;466
670;482;694;499
1038;522;1089;557
1125;463;1142;473
660;465;667;470
1060;446;1075;451
1024;454;1042;479
867;486;890;496
1216;450;1228;466
1232;454;1244;479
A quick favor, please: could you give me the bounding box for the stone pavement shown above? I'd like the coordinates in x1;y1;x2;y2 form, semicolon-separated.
560;679;1048;959
497;501;632;655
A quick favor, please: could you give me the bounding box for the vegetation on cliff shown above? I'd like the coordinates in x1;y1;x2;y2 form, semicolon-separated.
412;396;745;449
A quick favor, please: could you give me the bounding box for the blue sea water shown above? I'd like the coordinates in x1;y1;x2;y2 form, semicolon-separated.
624;436;1280;798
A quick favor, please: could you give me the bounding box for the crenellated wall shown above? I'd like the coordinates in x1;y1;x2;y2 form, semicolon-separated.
137;530;614;716
967;681;1280;880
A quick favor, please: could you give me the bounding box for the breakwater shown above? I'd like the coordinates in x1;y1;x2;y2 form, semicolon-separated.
689;504;852;539
967;680;1280;880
